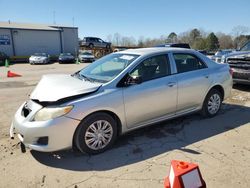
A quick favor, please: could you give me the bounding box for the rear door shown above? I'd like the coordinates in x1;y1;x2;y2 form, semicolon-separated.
171;53;212;113
122;54;178;128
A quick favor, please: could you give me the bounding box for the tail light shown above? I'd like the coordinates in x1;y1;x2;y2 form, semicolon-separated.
229;68;233;76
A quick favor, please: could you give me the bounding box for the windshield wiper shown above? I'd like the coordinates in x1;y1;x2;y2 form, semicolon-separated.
71;71;94;82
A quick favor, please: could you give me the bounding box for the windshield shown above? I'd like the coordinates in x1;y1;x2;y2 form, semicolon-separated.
34;53;47;57
240;42;250;51
79;53;139;83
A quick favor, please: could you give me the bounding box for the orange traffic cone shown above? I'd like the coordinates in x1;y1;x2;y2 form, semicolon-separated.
164;160;206;188
7;70;22;77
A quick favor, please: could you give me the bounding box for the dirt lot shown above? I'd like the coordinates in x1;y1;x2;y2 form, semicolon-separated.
0;63;250;188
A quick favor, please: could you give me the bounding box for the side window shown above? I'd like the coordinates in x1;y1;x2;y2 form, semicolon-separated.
130;55;170;82
173;53;207;73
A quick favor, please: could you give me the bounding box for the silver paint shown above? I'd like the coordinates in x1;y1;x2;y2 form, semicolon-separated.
10;48;232;152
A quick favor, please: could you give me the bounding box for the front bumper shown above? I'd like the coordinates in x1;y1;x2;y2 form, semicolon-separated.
232;69;250;85
79;58;95;62
58;59;75;63
10;100;80;152
29;60;46;64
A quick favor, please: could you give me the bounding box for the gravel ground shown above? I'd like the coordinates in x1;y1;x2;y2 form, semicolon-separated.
0;63;250;188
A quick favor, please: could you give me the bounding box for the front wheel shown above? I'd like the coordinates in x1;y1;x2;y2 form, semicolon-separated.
201;89;222;118
74;112;117;154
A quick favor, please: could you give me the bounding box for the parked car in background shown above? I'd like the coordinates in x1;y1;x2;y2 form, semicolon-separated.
81;37;111;49
29;53;50;64
198;50;207;55
113;47;127;52
0;51;9;65
10;47;232;154
58;53;75;64
211;49;233;63
221;41;250;84
78;51;95;62
155;43;191;49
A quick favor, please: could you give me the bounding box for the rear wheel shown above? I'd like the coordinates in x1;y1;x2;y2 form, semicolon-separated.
89;43;94;48
201;89;222;118
74;112;117;154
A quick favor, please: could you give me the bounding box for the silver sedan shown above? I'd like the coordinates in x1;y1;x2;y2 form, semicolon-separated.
10;48;232;154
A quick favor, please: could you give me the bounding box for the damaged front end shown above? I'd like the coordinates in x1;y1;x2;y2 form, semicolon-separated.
10;74;102;152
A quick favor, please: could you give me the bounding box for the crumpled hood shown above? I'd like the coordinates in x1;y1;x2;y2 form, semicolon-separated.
30;74;102;102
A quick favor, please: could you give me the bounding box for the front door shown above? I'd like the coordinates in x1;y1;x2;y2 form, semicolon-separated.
122;54;178;128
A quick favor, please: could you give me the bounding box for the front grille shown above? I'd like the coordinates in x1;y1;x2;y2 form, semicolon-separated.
227;58;250;70
233;70;250;80
21;104;31;117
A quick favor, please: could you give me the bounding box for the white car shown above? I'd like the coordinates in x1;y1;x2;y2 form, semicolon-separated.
78;51;95;62
29;53;50;64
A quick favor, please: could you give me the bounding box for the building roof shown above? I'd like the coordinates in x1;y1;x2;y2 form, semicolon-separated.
0;21;77;31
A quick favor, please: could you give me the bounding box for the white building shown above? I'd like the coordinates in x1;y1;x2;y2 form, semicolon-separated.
0;21;78;57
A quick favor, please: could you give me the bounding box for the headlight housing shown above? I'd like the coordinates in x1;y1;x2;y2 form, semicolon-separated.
221;55;226;63
34;106;73;121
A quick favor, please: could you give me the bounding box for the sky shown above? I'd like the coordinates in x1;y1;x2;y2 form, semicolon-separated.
0;0;250;40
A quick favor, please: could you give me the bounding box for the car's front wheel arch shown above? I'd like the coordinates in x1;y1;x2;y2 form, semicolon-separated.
72;110;121;154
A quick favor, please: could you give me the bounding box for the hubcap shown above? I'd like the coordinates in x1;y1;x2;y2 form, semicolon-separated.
207;93;221;115
85;120;113;150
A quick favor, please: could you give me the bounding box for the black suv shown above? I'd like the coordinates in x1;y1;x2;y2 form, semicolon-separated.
81;37;111;49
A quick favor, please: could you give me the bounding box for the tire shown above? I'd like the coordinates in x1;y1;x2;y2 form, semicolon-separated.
89;43;94;48
201;89;222;118
106;44;110;49
74;112;117;154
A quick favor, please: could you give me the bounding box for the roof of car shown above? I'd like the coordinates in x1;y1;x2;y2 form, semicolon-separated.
117;47;195;56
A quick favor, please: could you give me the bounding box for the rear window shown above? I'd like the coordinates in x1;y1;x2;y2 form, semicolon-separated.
173;53;207;73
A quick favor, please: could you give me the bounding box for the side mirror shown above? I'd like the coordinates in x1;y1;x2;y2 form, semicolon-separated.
126;75;142;86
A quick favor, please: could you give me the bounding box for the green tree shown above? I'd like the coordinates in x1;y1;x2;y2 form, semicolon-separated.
189;29;202;47
189;29;201;41
206;32;219;51
167;32;177;43
192;38;207;50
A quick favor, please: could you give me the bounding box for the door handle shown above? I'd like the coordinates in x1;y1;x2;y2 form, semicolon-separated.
167;82;176;87
204;75;209;78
